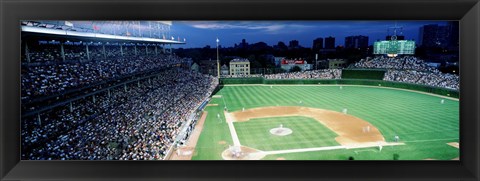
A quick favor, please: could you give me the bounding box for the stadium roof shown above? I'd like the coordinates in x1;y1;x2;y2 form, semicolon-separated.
21;26;185;44
156;21;172;26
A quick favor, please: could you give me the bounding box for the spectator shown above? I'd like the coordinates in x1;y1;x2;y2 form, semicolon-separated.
22;67;218;160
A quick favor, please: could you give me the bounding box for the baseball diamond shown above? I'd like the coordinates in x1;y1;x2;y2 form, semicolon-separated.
190;84;459;160
19;21;460;161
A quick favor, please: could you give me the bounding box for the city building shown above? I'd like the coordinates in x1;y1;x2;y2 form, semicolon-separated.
345;35;369;49
220;64;229;76
448;22;459;50
229;58;250;76
324;36;335;49
289;40;300;49
275;41;288;50
280;58;311;71
327;59;347;69
198;59;217;76
312;38;324;53
419;24;454;48
316;60;329;69
238;39;249;49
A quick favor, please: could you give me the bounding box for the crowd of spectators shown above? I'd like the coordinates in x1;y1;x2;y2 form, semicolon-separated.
384;69;459;90
22;68;218;160
25;43;166;64
221;66;457;90
220;69;342;80
27;44;63;63
87;45;123;60
352;56;437;72
351;56;459;90
263;69;342;79
21;54;187;101
63;44;89;61
221;74;263;78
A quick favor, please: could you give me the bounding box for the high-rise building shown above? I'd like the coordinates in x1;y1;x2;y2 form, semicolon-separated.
448;22;459;49
324;36;335;49
419;24;437;48
436;25;450;47
289;40;300;48
419;24;455;48
312;38;323;52
239;39;248;49
345;35;369;49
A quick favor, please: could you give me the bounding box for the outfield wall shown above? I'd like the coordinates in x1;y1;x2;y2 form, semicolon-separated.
341;69;386;80
219;78;459;98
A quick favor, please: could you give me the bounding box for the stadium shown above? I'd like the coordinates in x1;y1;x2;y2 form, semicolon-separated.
20;21;459;161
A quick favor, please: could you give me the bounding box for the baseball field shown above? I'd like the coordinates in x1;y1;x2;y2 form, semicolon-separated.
187;84;459;160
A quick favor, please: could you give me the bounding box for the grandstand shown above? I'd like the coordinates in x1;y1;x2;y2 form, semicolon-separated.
352;56;459;90
21;21;219;160
217;56;459;91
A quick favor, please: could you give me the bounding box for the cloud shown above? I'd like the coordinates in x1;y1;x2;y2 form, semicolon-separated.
182;21;315;35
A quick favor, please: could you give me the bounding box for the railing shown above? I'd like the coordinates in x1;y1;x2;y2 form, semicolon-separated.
164;98;211;160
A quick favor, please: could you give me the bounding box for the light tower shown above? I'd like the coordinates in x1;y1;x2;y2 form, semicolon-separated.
216;38;220;77
387;22;403;57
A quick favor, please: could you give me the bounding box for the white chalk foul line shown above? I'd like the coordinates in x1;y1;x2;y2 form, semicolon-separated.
263;145;346;155
354;150;378;154
262;142;405;155
401;138;459;143
224;111;241;146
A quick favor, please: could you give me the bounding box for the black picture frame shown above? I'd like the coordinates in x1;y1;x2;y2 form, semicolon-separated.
1;0;479;180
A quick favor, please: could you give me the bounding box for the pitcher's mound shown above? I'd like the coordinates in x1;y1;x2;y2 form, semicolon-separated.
270;128;293;136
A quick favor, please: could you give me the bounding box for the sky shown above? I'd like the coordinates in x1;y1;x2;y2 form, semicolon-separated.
169;21;452;49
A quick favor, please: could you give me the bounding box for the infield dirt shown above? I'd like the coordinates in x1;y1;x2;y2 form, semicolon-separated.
230;106;387;148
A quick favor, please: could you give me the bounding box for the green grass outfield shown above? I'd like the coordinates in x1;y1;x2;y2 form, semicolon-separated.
192;85;459;160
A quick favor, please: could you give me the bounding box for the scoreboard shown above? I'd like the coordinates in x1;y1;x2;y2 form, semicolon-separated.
373;40;415;56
